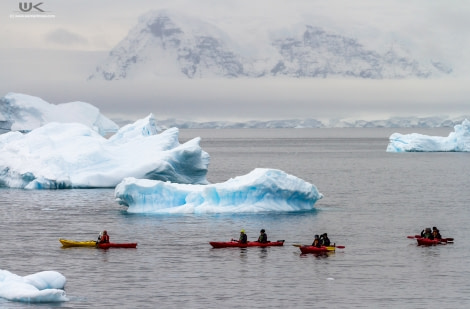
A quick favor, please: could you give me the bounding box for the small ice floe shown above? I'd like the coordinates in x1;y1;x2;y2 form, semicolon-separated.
0;269;68;303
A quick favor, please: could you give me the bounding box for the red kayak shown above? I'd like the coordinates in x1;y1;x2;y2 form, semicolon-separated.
416;238;441;246
210;240;284;248
407;235;454;246
97;242;137;249
299;245;334;254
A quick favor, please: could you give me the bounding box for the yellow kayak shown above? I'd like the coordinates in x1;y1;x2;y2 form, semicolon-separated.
59;238;97;247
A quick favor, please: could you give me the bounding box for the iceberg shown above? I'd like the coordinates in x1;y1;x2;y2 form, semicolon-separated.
0;270;68;303
0;114;209;189
387;119;470;152
115;168;323;214
0;93;118;136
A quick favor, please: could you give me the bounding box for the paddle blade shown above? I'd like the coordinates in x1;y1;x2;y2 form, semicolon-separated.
292;244;302;247
407;236;416;239
336;245;345;249
438;238;454;243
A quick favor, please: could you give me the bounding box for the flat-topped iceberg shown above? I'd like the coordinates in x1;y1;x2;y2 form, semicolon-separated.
387;119;470;152
0;114;209;189
0;270;68;303
0;93;118;136
115;168;323;214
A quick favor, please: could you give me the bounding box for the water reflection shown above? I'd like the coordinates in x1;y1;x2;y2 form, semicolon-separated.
300;251;335;258
258;247;268;259
239;247;247;259
60;246;96;251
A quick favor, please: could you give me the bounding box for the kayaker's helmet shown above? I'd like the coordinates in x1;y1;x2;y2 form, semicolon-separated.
103;230;107;234
240;229;245;233
260;229;265;233
315;234;319;238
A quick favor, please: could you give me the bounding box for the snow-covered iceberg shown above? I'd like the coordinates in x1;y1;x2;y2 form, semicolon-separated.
387;119;470;152
0;93;118;136
115;168;323;214
0;114;209;189
0;270;68;303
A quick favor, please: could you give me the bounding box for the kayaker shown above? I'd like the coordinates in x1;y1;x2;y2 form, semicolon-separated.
257;229;268;243
312;234;321;247
99;230;110;244
432;227;441;239
239;229;248;244
320;233;331;246
420;228;434;240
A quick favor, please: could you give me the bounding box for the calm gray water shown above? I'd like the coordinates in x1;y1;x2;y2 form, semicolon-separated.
1;128;469;308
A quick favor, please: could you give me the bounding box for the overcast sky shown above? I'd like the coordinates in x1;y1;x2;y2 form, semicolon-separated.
1;0;469;122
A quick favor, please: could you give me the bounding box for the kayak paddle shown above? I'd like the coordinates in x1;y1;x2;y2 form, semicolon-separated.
408;235;454;243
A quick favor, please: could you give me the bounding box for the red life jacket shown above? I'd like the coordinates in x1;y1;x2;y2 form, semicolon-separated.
100;234;110;243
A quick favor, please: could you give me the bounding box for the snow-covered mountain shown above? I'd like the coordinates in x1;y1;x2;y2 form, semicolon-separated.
89;10;452;80
270;25;450;78
89;10;246;80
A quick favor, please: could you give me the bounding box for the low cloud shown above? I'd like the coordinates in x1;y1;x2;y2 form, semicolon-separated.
3;76;468;123
44;28;88;47
1;1;469;123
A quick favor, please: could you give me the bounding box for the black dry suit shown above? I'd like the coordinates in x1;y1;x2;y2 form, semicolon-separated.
320;234;331;246
421;228;434;240
258;230;268;243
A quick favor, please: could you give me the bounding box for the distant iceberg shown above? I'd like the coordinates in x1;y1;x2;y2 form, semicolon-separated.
386;119;470;152
0;92;118;136
0;270;68;303
115;168;323;214
0;114;209;189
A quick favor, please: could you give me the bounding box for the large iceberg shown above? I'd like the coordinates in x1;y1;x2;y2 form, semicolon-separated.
0;114;209;189
387;119;470;152
0;270;68;303
0;93;118;136
115;168;323;213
